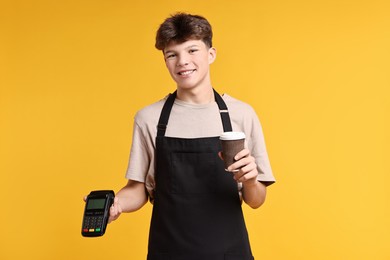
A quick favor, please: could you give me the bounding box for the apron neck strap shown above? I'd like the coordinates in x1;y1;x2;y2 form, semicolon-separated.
157;89;233;137
213;89;233;133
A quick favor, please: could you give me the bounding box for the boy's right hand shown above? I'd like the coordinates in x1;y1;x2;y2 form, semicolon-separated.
83;195;122;223
108;197;122;223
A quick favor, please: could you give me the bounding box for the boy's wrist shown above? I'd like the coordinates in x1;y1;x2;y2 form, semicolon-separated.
242;179;259;188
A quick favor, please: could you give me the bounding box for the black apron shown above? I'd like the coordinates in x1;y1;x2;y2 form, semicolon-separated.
147;90;254;260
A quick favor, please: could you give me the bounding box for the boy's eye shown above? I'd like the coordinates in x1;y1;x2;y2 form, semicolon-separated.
189;49;198;54
165;54;176;59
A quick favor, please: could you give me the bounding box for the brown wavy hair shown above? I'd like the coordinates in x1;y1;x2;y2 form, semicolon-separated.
155;13;213;51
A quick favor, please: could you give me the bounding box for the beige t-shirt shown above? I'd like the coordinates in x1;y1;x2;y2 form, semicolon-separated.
125;93;275;200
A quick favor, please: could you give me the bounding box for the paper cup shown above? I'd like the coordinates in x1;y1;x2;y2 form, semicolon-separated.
219;132;246;172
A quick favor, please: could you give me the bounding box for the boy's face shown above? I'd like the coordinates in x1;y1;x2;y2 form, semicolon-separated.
163;39;216;91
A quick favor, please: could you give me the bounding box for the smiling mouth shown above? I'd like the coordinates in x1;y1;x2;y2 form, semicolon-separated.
178;69;196;76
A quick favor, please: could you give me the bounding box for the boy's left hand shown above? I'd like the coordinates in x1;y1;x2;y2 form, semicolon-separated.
219;148;258;184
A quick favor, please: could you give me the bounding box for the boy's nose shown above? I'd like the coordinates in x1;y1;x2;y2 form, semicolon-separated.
176;54;189;66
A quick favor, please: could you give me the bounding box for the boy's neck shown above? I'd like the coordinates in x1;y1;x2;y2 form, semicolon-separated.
176;86;215;105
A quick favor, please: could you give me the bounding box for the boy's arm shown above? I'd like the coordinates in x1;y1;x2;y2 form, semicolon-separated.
225;148;267;209
241;180;267;209
108;180;148;223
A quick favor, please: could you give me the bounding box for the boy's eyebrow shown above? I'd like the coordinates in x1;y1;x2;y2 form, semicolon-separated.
164;47;180;53
186;44;200;49
164;44;201;54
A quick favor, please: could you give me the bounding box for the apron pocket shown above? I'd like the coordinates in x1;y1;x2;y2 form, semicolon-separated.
171;151;218;194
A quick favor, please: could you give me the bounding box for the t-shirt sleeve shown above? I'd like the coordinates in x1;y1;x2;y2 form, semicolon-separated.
247;107;275;186
125;121;150;183
125;108;158;199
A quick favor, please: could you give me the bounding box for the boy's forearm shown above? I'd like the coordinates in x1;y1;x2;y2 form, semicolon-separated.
116;180;148;213
242;181;267;209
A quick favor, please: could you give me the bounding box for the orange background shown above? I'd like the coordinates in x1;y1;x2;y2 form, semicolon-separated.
1;0;389;259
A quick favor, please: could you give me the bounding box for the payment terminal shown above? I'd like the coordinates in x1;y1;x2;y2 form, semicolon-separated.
81;190;115;237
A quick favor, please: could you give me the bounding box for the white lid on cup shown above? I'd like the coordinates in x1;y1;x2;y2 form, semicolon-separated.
219;131;246;140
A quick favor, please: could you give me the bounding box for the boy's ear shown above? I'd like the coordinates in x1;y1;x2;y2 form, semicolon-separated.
208;47;217;64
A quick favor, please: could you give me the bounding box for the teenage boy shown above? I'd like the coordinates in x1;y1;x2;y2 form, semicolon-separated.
109;13;275;260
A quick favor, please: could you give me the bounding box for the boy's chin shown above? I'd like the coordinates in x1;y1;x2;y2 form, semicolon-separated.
175;83;197;90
